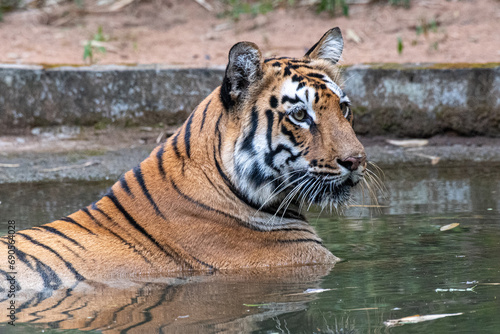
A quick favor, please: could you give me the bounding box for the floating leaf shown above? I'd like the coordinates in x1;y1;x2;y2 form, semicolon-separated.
384;313;463;327
440;223;460;231
0;163;20;168
412;152;440;165
303;288;332;294
435;286;475;292
386;139;429;148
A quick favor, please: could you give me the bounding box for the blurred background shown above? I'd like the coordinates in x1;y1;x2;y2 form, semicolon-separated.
0;0;499;66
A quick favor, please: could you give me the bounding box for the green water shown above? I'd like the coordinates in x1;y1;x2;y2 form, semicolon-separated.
0;165;499;333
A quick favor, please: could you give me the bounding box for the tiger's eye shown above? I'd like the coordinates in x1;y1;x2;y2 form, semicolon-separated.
293;109;306;122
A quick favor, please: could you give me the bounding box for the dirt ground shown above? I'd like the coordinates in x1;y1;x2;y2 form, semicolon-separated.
0;0;499;66
2;126;500;184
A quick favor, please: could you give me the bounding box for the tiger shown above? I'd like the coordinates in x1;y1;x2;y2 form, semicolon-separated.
0;27;367;296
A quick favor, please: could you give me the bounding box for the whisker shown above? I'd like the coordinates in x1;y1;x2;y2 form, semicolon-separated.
255;172;307;216
277;177;310;224
269;176;310;225
307;176;326;211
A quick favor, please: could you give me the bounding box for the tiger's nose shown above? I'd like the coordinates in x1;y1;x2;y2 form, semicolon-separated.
337;156;366;171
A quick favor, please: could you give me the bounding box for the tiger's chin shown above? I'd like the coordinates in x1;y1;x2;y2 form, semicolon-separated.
278;174;361;213
306;180;355;210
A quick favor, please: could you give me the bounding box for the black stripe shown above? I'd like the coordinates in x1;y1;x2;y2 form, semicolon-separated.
199;99;212;131
184;110;195;159
265;109;274;151
240;106;259;153
281;94;301;105
0;239;64;291
62;244;82;259
0;238;34;271
25;291;49;310
289;63;312;70
288;59;310;64
156;144;166;179
265;142;294;171
292;74;304;82
248;162;273;188
16;232;85;281
277;238;322;245
270;95;278;108
264;58;278;63
215;113;223;154
105;191;192;269
119;175;133;197
133;165;166;220
37;226;85;250
306;72;325;80
171;130;181;159
283;66;292;76
84;206;152;264
277;228;316;234
59;216;96;235
0;268;12;296
281;124;299;146
91;202;111;220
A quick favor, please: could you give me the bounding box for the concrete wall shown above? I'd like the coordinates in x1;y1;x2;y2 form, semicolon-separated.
0;63;499;136
345;63;500;137
0;65;225;133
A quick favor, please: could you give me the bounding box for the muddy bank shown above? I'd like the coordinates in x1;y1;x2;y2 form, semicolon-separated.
1;127;500;184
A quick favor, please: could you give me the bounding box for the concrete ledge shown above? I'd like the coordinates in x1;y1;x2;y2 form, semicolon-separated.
345;63;500;137
0;64;225;133
0;63;499;136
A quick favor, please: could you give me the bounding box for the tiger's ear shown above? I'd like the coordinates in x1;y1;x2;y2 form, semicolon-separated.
220;41;263;110
304;27;344;64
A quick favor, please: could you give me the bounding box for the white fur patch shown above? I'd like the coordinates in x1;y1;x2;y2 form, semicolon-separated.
320;75;348;102
317;32;344;64
280;79;317;128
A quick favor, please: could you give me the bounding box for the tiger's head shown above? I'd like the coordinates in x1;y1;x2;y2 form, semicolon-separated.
219;28;366;213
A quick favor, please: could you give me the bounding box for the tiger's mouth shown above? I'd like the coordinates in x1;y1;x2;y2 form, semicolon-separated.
282;171;361;210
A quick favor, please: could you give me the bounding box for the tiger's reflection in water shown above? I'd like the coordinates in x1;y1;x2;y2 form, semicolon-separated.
5;265;332;333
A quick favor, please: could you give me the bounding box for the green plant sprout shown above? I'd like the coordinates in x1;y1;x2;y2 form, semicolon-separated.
397;36;403;55
219;0;275;21
83;26;107;64
219;0;349;20
389;0;410;8
416;18;438;36
317;0;349;17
